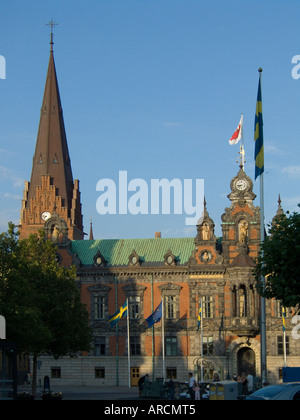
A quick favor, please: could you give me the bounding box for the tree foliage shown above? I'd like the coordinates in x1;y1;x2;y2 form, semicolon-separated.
0;224;92;394
255;206;300;310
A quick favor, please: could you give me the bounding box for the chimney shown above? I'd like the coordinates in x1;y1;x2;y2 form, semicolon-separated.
155;232;161;239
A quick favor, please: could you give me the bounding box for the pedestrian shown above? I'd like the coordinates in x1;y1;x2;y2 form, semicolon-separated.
240;372;248;395
188;372;196;400
213;372;220;382
138;375;146;398
246;371;254;394
24;372;31;388
193;382;201;400
23;373;29;387
144;374;151;397
168;376;175;400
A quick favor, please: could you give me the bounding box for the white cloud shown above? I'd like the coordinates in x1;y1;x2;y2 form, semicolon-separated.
281;195;300;212
0;166;24;188
3;192;22;200
265;144;284;156
0;148;15;155
281;165;300;179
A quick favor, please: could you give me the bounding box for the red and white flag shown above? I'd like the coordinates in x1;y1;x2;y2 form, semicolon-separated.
229;114;243;145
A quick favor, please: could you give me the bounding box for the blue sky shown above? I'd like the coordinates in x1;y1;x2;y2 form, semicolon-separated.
0;0;300;239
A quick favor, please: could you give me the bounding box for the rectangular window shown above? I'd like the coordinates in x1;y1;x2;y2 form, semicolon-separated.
130;336;141;356
166;336;177;356
203;296;213;319
129;296;140;319
166;296;175;319
51;367;61;379
95;367;105;379
203;336;214;356
94;336;106;356
277;335;290;356
166;368;177;379
94;296;105;320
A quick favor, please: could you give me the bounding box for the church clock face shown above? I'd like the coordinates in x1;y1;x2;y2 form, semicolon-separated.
41;211;51;221
235;179;247;191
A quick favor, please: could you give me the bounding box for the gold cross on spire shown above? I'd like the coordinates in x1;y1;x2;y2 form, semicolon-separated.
46;19;58;52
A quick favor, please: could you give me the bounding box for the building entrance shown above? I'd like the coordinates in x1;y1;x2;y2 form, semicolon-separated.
130;367;140;387
237;347;255;376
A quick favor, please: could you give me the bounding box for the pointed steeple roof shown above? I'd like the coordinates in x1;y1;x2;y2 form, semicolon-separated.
20;35;84;240
271;194;285;226
27;49;74;213
89;219;94;240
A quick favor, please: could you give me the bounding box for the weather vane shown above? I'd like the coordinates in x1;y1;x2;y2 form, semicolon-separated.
46;19;58;52
236;143;246;171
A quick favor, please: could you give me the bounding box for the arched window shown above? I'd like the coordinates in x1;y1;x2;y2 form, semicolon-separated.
239;286;247;318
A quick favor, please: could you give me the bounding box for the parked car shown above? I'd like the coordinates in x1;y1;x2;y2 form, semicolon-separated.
244;383;300;400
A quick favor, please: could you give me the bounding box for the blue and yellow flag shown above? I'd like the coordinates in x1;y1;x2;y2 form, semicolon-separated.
109;300;128;327
282;307;286;333
254;71;264;180
197;303;202;331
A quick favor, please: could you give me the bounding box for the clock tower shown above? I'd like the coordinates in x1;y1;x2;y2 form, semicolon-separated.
221;167;261;263
19;35;84;242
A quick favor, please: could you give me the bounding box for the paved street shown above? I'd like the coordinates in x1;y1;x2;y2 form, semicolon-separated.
18;385;140;400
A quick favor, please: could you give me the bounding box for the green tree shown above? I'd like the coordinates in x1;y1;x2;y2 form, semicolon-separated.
255;206;300;310
0;225;92;395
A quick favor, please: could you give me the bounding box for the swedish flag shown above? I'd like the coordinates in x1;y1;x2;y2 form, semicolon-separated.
109;300;128;327
254;70;264;180
197;303;202;332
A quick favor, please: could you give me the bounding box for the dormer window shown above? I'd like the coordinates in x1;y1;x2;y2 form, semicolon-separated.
93;251;107;267
128;250;140;266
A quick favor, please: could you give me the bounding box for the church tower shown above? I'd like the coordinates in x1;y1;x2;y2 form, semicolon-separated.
19;27;84;241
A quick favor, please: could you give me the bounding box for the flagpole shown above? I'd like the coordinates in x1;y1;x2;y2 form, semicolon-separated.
260;171;267;385
200;300;204;382
283;307;287;368
257;67;267;386
241;113;245;170
283;329;287;368
127;298;131;388
151;275;155;381
162;297;166;381
115;277;119;387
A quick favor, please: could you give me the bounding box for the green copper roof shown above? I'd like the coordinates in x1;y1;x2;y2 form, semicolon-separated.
71;237;195;266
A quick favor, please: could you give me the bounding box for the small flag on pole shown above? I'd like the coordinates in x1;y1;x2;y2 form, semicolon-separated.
254;69;264;179
229;114;243;145
109;300;128;327
282;307;286;333
146;301;162;328
197;303;202;331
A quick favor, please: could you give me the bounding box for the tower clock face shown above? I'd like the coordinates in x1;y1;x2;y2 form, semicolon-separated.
235;179;247;191
41;211;51;221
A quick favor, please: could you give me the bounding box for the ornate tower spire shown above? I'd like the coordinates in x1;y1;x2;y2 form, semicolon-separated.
20;31;84;240
46;19;58;52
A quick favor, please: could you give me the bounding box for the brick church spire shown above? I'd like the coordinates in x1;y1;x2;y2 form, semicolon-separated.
20;29;84;240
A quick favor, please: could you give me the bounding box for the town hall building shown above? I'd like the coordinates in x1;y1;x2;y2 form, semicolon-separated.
19;38;300;387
